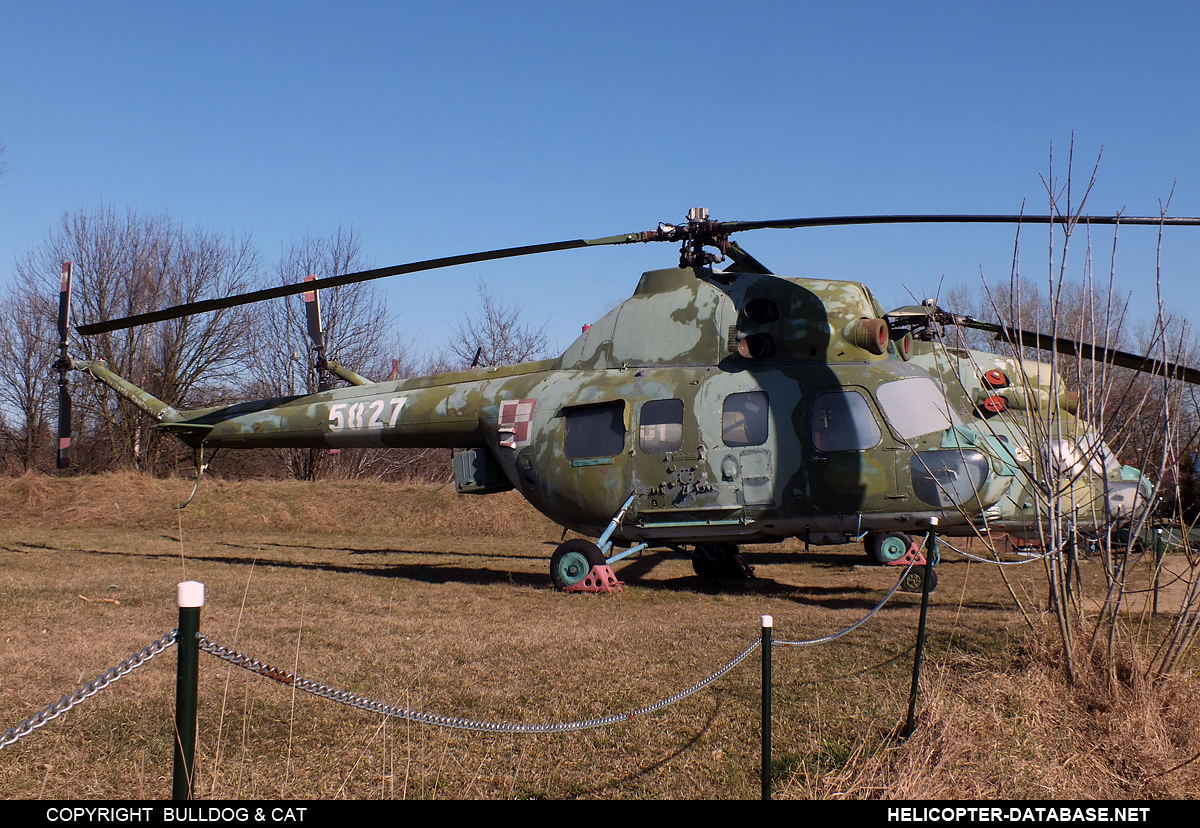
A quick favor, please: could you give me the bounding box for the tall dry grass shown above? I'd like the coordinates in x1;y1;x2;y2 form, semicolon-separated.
0;470;557;537
784;619;1200;799
2;473;1197;798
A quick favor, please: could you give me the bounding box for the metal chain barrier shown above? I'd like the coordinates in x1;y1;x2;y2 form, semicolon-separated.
776;562;914;647
0;629;178;752
1;576;918;749
198;632;760;734
939;537;1050;565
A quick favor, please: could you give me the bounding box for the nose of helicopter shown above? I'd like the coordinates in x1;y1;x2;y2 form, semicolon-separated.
909;445;1011;511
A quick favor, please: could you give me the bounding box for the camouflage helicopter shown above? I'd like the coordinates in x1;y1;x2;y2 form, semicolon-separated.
56;210;1200;591
891;303;1193;556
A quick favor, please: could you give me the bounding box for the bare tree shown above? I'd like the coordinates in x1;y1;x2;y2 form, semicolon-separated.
956;147;1200;685
247;227;395;480
11;206;259;472
450;279;551;368
950;272;1197;477
0;281;56;472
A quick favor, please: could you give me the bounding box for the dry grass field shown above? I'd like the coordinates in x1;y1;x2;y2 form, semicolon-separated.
1;473;1197;799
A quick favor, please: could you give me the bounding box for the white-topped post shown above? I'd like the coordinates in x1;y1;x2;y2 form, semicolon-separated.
173;581;204;800
761;614;773;800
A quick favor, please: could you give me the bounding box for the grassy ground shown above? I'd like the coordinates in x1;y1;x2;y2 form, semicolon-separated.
0;473;1196;799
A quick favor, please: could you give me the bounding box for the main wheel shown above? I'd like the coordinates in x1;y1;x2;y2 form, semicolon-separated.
550;539;607;590
691;553;720;579
692;543;754;579
869;531;912;565
862;532;878;563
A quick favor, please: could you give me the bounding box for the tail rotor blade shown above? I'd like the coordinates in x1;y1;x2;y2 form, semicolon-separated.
57;262;74;469
302;275;331;391
302;275;325;354
58;261;72;343
57;385;72;469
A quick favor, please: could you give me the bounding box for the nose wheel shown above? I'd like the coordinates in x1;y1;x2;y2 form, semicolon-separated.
865;531;913;565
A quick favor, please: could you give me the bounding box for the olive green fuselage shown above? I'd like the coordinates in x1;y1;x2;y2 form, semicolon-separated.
98;267;1010;546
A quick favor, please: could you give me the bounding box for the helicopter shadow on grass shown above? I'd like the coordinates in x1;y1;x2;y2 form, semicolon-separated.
605;550;913;610
63;536;1007;610
64;537;889;602
69;543;548;587
196;536;550;562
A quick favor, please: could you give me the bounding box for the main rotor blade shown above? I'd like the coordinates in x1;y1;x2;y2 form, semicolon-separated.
76;233;642;336
302;275;326;354
959;318;1200;385
722;241;774;275
75;212;1200;336
718;214;1200;233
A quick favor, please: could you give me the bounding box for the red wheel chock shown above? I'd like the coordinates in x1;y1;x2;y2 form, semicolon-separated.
888;540;927;567
563;565;623;594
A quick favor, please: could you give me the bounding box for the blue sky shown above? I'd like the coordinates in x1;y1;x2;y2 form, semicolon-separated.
2;2;1198;359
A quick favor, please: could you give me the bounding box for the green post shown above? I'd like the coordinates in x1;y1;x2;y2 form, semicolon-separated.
1065;525;1077;602
902;519;937;738
761;614;772;801
1153;528;1164;616
173;581;204;800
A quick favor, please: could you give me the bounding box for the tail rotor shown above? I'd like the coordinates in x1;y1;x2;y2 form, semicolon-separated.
302;275;331;392
55;262;74;469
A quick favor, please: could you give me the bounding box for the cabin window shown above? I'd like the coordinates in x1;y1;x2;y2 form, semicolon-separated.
722;391;769;447
875;377;960;438
812;391;881;451
564;401;626;459
640;398;684;453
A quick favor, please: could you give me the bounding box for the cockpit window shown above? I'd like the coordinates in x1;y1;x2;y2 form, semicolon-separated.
875;377;961;439
564;401;626;458
640;399;684;453
812;391;882;451
1048;431;1122;479
722;391;769;447
1078;429;1122;475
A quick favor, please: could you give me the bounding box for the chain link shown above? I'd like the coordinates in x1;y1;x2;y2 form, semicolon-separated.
939;537;1050;565
198;632;759;734
0;629;178;752
1;580;918;751
776;562;914;647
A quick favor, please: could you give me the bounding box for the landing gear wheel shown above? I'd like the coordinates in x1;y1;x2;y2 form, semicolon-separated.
869;531;912;565
692;543;754;580
550;539;607;591
692;555;720;579
900;565;938;593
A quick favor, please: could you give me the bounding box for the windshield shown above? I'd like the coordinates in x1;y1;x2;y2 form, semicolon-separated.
875;377;962;439
1048;429;1122;478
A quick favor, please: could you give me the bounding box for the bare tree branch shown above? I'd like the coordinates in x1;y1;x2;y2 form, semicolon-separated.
449;279;550;368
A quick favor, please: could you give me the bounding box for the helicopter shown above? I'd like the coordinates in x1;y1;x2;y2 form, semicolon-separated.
896;308;1163;555
54;209;1200;591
